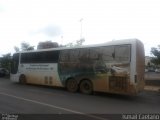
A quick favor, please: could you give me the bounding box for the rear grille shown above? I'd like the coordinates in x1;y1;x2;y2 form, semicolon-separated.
109;76;127;92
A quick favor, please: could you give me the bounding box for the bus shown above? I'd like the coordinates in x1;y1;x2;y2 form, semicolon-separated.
10;39;145;95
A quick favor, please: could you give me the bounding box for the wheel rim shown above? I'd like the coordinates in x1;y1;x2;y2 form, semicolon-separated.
80;80;92;94
19;75;26;84
67;79;78;92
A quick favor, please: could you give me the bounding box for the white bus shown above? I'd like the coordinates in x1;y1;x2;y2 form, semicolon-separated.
10;39;145;95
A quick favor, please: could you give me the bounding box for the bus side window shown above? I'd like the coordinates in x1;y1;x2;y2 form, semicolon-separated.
101;46;114;62
21;53;30;63
69;49;79;62
89;48;99;60
44;51;59;63
59;50;69;62
114;45;131;62
78;49;89;61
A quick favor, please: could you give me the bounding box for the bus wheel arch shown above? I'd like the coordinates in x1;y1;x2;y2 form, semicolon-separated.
19;74;27;84
79;79;93;95
66;78;78;93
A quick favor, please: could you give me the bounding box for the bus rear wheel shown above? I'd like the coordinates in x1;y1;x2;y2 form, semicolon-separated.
66;78;78;93
80;80;93;95
19;74;26;84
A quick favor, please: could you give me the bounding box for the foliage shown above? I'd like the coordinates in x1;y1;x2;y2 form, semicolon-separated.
66;38;85;47
0;53;12;70
14;46;20;52
14;38;85;52
65;43;74;47
14;42;34;52
37;41;59;49
21;42;34;51
75;38;85;46
150;45;160;65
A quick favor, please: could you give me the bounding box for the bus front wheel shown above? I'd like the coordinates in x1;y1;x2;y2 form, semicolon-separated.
66;78;78;93
80;80;93;95
19;74;26;84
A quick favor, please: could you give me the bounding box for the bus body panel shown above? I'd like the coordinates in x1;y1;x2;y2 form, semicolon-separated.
18;63;63;87
10;39;145;95
58;44;132;94
136;40;145;92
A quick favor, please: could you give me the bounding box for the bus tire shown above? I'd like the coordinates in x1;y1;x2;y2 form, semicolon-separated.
19;74;26;84
66;78;78;93
80;80;93;95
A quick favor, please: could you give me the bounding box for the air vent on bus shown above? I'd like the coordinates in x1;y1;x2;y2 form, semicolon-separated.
109;76;127;92
49;77;53;84
44;76;48;84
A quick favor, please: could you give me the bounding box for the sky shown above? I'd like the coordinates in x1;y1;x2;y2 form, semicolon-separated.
0;0;160;56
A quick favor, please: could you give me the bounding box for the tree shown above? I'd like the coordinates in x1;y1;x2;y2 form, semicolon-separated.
65;43;74;47
21;42;34;51
37;41;59;49
0;53;12;70
14;46;20;52
65;38;85;47
150;45;160;65
75;38;85;46
14;42;34;52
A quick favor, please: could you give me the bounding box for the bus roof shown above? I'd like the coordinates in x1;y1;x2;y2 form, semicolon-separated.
16;38;141;54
